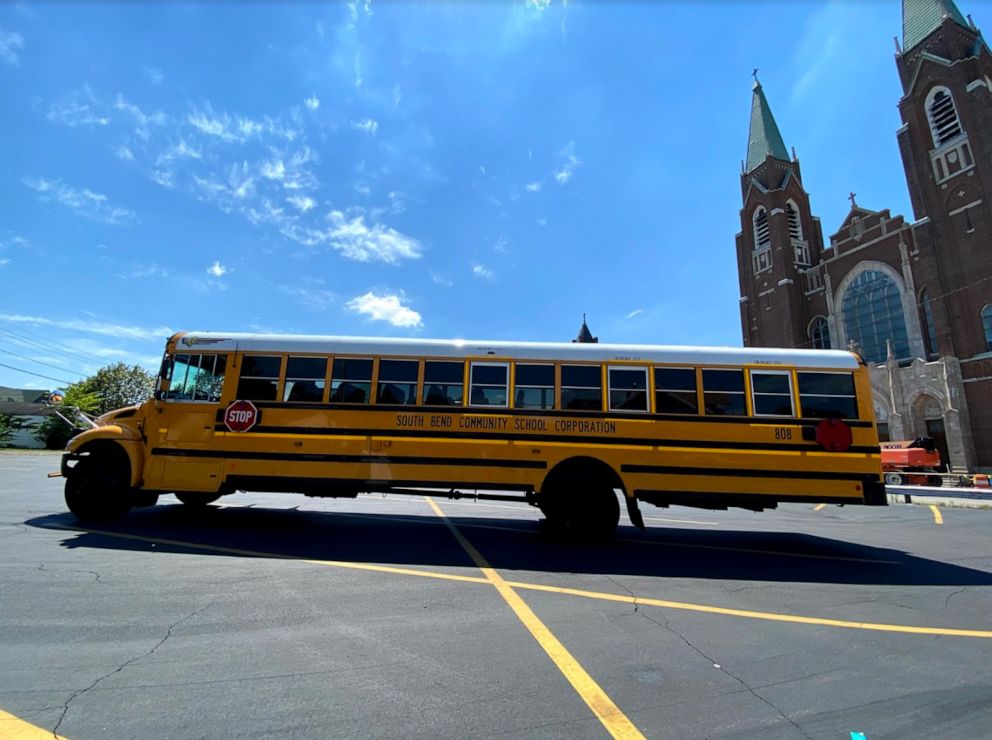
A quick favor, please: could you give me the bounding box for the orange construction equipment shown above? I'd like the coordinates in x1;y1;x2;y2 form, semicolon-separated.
880;437;943;486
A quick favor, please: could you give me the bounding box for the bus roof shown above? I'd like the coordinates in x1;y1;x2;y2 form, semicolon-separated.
170;332;862;370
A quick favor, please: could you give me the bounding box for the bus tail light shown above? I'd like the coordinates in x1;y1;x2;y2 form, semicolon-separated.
815;418;852;452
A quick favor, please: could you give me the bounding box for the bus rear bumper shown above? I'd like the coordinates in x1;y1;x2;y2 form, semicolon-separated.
863;478;888;506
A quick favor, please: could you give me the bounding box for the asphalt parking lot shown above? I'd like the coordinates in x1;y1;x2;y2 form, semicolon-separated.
2;451;992;739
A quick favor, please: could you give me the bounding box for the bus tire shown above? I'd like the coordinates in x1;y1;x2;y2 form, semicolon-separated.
64;446;133;522
926;474;943;487
539;459;621;540
174;492;222;507
884;472;905;486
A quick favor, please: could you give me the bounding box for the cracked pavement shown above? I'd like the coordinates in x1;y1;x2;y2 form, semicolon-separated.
2;453;992;738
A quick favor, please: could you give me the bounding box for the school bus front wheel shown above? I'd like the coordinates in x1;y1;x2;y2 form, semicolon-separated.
63;442;133;522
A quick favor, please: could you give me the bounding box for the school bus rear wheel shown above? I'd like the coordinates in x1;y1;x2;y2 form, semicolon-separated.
539;459;622;540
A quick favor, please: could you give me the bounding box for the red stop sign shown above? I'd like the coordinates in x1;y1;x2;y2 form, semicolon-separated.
224;400;259;432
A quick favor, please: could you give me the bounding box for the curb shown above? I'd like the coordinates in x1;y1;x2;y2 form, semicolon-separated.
886;486;992;509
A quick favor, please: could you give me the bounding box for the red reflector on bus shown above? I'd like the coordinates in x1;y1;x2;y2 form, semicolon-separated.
815;418;852;452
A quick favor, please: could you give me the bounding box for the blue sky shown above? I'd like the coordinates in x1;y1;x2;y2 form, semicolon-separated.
0;1;951;390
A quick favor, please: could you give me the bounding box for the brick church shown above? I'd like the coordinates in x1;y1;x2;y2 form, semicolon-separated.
736;0;992;472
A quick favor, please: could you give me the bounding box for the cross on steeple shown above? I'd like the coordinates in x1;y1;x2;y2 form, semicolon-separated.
848;191;858;208
751;68;759;83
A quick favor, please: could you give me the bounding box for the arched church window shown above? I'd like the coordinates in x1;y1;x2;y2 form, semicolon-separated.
920;290;938;359
787;201;802;240
809;316;830;349
982;305;992;352
927;87;964;147
753;207;770;249
841;270;910;363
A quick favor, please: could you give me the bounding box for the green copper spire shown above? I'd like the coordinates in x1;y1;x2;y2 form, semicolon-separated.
745;80;789;174
903;0;970;52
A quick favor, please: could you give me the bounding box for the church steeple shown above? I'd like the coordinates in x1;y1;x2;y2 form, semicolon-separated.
745;79;789;174
902;0;970;52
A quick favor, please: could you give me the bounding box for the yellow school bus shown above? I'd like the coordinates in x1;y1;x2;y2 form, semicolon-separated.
59;332;885;536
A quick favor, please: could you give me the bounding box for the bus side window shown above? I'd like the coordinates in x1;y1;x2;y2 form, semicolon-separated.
377;359;418;405
513;364;554;409
470;363;508;407
237;355;282;401
330;358;373;404
166;354;194;400
702;369;747;416
561;365;602;411
423;361;464;406
608;366;648;412
797;372;857;419
283;356;327;403
750;370;794;417
654;367;698;414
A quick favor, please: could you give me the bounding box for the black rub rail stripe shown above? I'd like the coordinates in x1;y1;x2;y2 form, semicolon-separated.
150;448;547;469
621;464;876;482
236;403;874;427
213;424;880;455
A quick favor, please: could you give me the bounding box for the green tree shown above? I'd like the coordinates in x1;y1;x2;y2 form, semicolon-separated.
87;362;156;414
34;382;102;450
0;413;23;448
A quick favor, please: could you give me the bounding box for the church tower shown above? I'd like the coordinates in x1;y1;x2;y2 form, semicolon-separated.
896;0;992;359
736;80;826;348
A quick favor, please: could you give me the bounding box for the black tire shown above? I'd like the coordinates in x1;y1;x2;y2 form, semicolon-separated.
884;472;905;486
927;474;943;487
132;491;160;508
174;492;222;507
540;473;620;540
64;455;133;522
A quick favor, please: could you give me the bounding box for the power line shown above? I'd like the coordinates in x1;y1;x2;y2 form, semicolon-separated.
0;361;73;386
0;320;109;364
0;348;87;378
0;328;105;368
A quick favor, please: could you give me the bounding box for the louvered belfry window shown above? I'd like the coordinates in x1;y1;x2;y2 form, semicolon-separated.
787;201;802;240
928;89;963;147
753;207;770;248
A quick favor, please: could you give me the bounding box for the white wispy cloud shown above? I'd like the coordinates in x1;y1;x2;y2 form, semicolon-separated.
553;140;580;184
525;181;542;192
0;26;25;67
207;261;227;277
351;118;378;135
118;263;169;280
157;138;201;164
114;93;166;139
472;264;496;281
346;291;422;328
187;103;298;144
0;313;171;341
286;195;316;212
116;146;135;161
430;271;453;288
46;85;109;127
0;258;10;267
143;66;164;85
494;237;509;254
304;94;320;111
281;283;336;311
626;309;645;319
23;177;137;225
282;210;422;263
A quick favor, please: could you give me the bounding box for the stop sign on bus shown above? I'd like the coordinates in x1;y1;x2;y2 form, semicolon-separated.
224;400;259;432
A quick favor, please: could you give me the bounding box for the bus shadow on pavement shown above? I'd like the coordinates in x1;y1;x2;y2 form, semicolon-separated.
25;502;992;587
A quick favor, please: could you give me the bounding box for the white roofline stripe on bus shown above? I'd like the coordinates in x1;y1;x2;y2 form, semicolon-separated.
172;332;861;371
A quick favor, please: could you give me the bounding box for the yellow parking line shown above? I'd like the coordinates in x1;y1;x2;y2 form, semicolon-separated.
425;498;645;740
502;580;992;639
929;505;944;525
0;708;64;739
813;503;827;512
48;523;992;639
